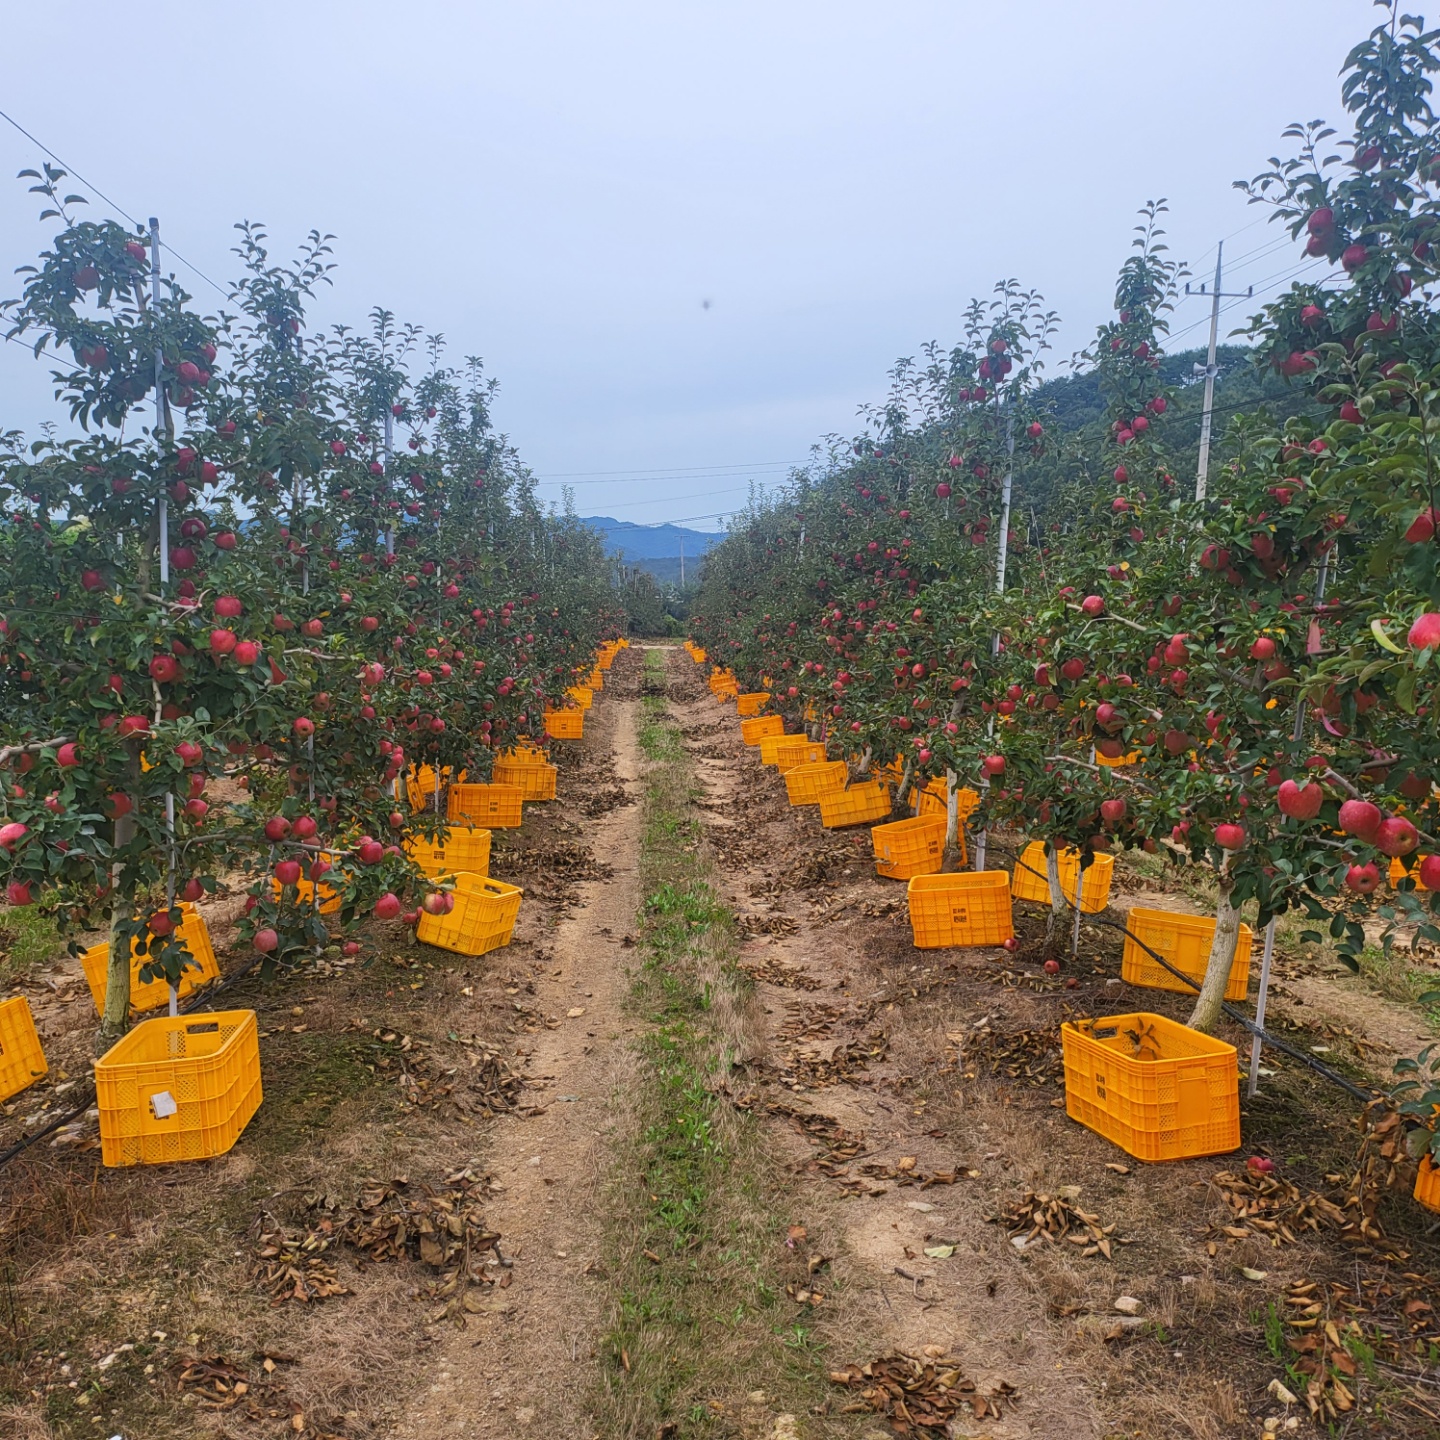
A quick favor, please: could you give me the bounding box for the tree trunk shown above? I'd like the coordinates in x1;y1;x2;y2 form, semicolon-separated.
941;769;961;871
895;755;916;817
1042;844;1066;958
1188;882;1242;1033
98;745;141;1050
856;745;872;778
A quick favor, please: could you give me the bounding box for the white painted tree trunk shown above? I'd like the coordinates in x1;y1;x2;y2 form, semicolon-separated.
1043;844;1066;956
942;768;961;870
1188;884;1242;1033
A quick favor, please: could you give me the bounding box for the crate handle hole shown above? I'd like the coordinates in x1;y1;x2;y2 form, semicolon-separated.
186;1021;220;1035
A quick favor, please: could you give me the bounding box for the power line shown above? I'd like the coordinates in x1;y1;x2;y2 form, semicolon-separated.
534;459;802;481
0;105;231;303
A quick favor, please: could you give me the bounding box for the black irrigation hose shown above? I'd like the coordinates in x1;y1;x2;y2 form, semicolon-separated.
993;840;1382;1105
0;951;270;1174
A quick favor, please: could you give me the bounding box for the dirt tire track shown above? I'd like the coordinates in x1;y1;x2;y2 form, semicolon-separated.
394;691;644;1440
667;650;1102;1440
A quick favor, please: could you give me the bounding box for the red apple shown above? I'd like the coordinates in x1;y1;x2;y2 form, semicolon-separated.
1277;780;1323;820
1345;862;1381;894
1338;799;1383;839
374;892;402;919
254;928;279;952
1375;816;1419;857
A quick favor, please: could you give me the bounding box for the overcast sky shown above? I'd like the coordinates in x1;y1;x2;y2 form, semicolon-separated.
1;1;1374;529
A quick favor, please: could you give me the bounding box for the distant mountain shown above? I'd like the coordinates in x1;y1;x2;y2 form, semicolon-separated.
583;516;722;585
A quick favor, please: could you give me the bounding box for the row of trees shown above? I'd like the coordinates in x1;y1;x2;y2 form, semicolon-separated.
0;179;626;1041
690;6;1440;1046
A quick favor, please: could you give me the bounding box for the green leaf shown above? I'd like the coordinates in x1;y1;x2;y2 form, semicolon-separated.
1371;617;1406;654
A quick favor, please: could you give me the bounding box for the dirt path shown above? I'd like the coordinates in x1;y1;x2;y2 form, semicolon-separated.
395;692;644;1440
669;651;1100;1440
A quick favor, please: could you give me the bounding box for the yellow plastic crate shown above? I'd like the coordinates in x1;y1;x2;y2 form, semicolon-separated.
757;731;796;766
1416;1154;1440;1214
543;708;585;740
416;874;523;957
1061;1012;1240;1163
691;647;707;663
406;826;492;879
785;761;848;806
271;852;341;916
448;784;525;829
1391;855;1431;890
740;714;785;746
736;692;772;718
1011;842;1115;915
872;815;946;881
911;779;980;823
819;780;891;830
1095;749;1142;768
907;871;1013;947
95;1008;262;1167
493;757;558;800
0;996;47;1102
567;685;594;711
1121;906;1254;1003
774;738;827;772
405;764;461;814
82;904;221;1017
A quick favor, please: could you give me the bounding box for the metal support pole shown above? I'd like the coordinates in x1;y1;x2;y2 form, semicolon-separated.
1195;243;1222;503
974;404;1015;874
1247;555;1329;1095
1247;920;1277;1098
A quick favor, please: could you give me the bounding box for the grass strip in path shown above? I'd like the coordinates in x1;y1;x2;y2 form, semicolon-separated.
591;649;840;1439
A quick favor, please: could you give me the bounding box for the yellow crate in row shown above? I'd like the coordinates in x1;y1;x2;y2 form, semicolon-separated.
736;692;771;718
819;780;890;830
81;904;221;1017
1121;906;1253;1003
493;757;558;800
417;874;524;957
543;708;585;740
95;1008;262;1167
406;826;492;878
0;996;47;1102
872;815;946;881
784;761;847;806
906;871;1014;947
1010;842;1114;915
1061;1012;1240;1163
448;783;525;829
740;714;785;746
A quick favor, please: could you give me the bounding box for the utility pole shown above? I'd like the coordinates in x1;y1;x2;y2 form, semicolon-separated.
679;537;684;588
1185;243;1252;502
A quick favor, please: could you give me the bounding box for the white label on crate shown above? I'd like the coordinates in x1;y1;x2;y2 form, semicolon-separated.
149;1090;178;1119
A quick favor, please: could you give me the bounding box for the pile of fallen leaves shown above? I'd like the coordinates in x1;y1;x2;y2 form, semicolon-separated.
777;999;856;1043
963;1026;1062;1088
252;1170;508;1326
828;1353;1017;1434
738;913;799;938
580;783;634;818
363;1029;523;1117
252;1213;349;1305
774;1031;888;1089
993;1188;1116;1259
735;955;821;989
171;1351;331;1432
342;1170;498;1269
493;840;613;881
1203;1168;1348;1252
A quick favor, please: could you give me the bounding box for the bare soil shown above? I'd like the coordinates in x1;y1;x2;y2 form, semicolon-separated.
3;643;1439;1440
